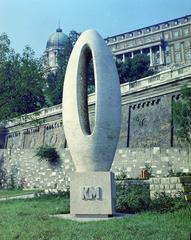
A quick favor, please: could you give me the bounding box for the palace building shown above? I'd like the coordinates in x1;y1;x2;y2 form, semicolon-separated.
106;15;191;70
44;15;191;72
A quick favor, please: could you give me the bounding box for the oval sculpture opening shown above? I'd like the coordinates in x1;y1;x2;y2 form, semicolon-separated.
77;44;95;136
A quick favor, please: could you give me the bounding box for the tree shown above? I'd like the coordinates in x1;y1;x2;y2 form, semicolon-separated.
0;33;46;121
87;54;154;94
116;54;154;84
173;85;191;146
68;30;80;47
45;30;80;106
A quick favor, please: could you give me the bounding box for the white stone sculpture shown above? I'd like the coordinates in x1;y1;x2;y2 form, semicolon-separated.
62;29;121;217
63;29;121;172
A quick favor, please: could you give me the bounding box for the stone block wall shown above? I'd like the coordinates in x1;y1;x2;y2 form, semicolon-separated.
149;177;184;199
112;147;191;178
0;148;74;190
0;147;190;190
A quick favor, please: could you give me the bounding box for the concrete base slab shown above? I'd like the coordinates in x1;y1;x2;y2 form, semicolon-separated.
53;212;134;222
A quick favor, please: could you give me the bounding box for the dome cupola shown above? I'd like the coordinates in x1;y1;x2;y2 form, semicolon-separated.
46;27;69;50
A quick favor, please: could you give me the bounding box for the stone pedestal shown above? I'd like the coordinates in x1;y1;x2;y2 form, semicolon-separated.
70;172;115;217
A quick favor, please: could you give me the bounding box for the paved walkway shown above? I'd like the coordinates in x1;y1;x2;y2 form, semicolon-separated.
0;193;35;201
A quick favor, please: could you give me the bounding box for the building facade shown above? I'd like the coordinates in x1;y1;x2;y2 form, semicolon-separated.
105;15;191;69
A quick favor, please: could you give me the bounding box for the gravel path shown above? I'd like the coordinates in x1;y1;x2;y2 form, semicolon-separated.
0;193;35;201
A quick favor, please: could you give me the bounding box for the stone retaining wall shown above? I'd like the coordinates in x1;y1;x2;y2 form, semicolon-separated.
0;148;190;190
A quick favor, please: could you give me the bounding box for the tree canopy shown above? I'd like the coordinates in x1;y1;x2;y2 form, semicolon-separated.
173;85;191;147
0;31;155;121
0;33;46;121
116;54;154;84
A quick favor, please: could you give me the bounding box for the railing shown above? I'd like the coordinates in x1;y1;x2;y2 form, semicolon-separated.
120;63;191;95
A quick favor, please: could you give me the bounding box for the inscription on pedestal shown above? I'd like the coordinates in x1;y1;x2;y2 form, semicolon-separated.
82;187;101;200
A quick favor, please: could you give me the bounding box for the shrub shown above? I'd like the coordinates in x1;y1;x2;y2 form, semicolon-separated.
116;182;150;213
0;167;7;188
150;192;189;213
175;171;191;177
115;170;129;180
35;145;60;165
116;183;190;214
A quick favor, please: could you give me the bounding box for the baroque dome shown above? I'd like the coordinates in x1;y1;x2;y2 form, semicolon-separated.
46;27;69;49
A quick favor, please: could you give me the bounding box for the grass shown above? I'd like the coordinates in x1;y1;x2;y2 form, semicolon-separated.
0;195;190;240
0;189;38;198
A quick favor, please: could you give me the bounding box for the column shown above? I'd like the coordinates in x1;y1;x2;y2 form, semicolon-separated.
122;54;125;62
171;45;175;64
131;52;134;58
181;43;185;63
150;47;153;66
159;45;165;65
140;49;143;54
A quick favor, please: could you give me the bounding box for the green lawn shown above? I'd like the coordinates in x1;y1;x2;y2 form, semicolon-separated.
0;195;190;240
0;189;37;198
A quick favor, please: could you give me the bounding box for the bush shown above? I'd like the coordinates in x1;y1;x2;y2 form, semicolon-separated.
35;145;60;165
116;183;190;214
150;192;190;213
0;168;7;188
116;183;150;213
115;171;129;180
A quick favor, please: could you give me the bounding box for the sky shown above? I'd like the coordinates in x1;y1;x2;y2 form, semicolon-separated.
1;0;191;57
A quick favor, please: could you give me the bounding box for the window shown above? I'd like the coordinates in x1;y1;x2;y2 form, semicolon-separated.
116;54;123;62
173;30;179;38
183;28;189;36
110;45;117;51
166;55;171;64
165;46;171;64
134;50;140;55
155;25;160;30
142;48;149;55
117;35;124;41
175;52;181;63
184;40;191;49
174;42;180;51
136;38;143;44
146;28;150;33
185;50;191;61
125;52;132;58
49;52;55;66
164;33;169;40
